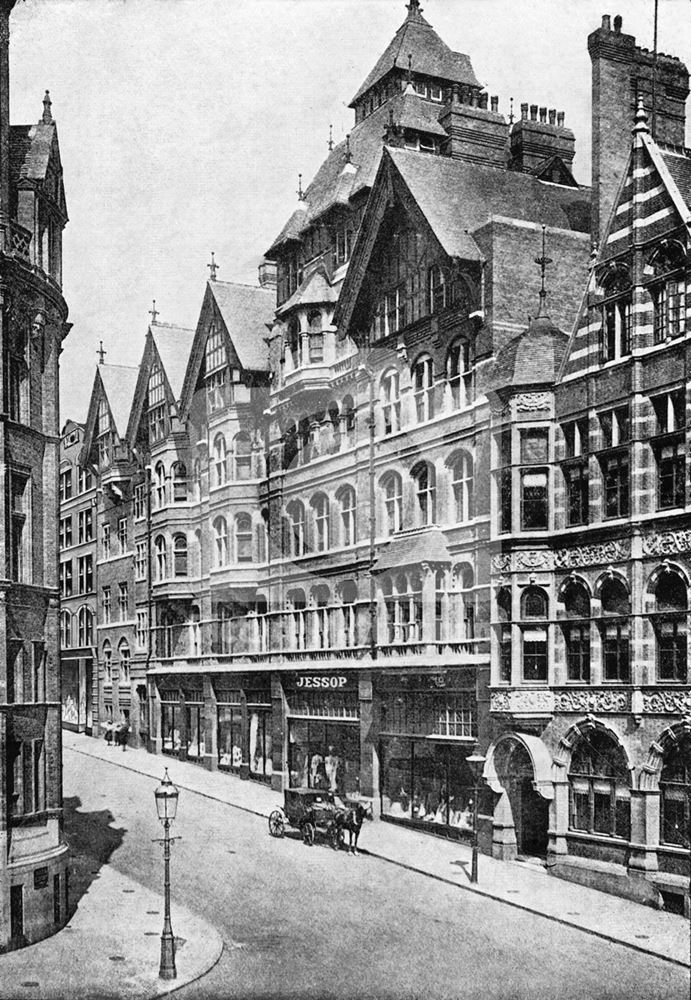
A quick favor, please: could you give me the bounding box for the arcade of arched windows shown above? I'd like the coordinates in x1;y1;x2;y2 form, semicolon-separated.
376;563;479;649
492;566;691;687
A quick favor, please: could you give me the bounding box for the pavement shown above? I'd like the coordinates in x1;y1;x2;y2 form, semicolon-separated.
0;852;223;1000
60;730;691;973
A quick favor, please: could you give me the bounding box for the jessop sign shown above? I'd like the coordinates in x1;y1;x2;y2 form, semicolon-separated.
295;674;349;690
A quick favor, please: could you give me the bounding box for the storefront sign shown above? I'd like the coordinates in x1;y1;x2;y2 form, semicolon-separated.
288;673;356;690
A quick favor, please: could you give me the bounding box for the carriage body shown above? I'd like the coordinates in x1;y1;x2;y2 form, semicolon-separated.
268;787;345;847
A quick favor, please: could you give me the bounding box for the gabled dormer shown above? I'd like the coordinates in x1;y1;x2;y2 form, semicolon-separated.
80;363;139;487
128;321;194;455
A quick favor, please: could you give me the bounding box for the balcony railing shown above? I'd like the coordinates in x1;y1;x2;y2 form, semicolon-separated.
9;222;32;262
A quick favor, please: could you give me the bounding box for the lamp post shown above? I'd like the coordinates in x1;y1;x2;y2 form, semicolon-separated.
154;769;180;980
466;753;486;885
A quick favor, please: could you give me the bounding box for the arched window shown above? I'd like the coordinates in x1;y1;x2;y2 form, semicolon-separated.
118;639;131;684
412;461;436;526
286;501;306;557
496;587;512;682
660;735;691;847
649;242;686;344
154;535;167;580
381;370;401;435
561;581;590;683
233;432;252;480
413;355;434;422
449;451;474;522
521;587;548;682
213;434;228;486
342;395;355;447
447;341;473;410
78;606;94;647
599;578;630;682
381;472;402;536
173;533;188;577
235;514;253;563
61;610;72;648
102;640;112;685
172;462;187;503
654;571;687;682
310;493;329;553
340;580;358;648
338;486;357;546
308;310;324;363
569;729;630;840
214;517;228;567
154;462;166;507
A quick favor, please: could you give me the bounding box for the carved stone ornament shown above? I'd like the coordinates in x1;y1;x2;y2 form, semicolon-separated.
642;690;691;715
491;554;512;574
642;531;691;557
490;689;554;714
554;690;629;713
554;539;629;569
515;550;551;570
490;691;511;713
515;392;551;411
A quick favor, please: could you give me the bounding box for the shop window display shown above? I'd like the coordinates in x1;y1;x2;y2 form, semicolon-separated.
249;709;273;779
161;702;182;754
288;720;359;794
184;704;204;761
218;704;243;770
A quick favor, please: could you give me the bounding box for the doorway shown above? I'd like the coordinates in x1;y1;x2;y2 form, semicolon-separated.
10;884;24;947
496;737;549;858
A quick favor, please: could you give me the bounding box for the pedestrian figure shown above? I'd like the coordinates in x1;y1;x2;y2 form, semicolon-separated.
120;720;129;751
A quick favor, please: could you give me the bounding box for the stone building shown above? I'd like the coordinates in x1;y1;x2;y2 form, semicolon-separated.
64;3;691;911
0;1;71;949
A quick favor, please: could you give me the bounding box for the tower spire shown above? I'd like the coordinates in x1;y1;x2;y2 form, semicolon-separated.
534;225;553;317
406;0;423;21
42;89;52;124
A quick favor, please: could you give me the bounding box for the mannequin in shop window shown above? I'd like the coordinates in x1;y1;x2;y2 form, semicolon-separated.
325;745;340;791
310;752;326;788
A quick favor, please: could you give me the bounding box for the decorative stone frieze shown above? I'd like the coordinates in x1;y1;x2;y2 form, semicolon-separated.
491;554;511;574
642;531;691;557
554;689;629;713
490;689;554;715
491;551;550;573
642;690;691;714
554;539;629;568
515;392;551;411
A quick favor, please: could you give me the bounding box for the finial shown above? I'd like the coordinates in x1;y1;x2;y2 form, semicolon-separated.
406;0;423;20
297;173;304;200
633;95;650;135
97;341;106;365
508;97;515;126
149;299;159;325
534;225;553;317
345;134;352;163
207;252;219;281
42;89;52;124
328;124;334;152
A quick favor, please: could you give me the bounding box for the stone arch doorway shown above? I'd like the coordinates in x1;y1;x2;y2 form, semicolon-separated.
491;735;551;858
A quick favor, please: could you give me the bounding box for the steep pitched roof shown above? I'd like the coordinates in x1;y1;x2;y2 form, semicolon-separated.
662;149;691;208
277;267;338;316
349;4;479;107
150;322;195;401
207;281;274;371
99;364;140;437
493;314;568;388
387;147;591;238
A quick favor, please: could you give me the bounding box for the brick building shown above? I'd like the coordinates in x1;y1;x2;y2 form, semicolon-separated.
0;1;71;949
64;3;691;911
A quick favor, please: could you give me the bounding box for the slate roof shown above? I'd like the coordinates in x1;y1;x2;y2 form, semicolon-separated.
150;322;195;401
10;123;56;182
99;364;140;437
492;314;569;388
349;6;479;107
388;147;591;240
374;528;450;572
661;149;691;208
208;281;274;372
277;267;338;316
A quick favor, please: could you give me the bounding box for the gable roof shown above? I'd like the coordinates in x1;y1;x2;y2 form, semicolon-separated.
277;266;338;316
98;364;140;437
493;314;569;389
207;281;274;371
349;5;479;107
150;322;195;401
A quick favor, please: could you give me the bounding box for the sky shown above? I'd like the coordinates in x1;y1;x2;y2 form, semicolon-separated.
6;0;691;424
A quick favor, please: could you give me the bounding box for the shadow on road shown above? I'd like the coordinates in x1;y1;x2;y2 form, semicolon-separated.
63;795;126;920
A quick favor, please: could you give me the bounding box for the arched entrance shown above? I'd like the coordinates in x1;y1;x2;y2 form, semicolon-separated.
489;735;551;858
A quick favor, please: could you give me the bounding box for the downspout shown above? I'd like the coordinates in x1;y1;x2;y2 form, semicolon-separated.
366;360;377;662
144;464;153;744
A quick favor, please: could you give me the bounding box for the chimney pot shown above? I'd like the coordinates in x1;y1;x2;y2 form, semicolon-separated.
479;92;488;109
530;104;538;121
521;102;529;121
613;14;622;32
557;111;565;127
539;106;547;123
491;95;498;113
602;14;611;30
548;109;556;125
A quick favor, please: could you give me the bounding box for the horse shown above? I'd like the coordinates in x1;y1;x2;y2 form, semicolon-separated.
335;800;373;855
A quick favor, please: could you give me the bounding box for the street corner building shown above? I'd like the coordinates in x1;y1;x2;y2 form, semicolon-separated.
60;1;691;913
0;1;71;952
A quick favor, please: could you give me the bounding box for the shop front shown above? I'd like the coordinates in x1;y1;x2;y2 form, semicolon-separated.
158;677;205;763
377;669;478;839
215;674;273;782
61;655;93;733
284;672;360;795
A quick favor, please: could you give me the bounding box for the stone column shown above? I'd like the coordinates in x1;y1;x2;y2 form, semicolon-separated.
203;674;217;772
548;765;570;865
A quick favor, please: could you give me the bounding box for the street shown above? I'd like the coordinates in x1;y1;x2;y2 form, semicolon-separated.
63;748;685;1000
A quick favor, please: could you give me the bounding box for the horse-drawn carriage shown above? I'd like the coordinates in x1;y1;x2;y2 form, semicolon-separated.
268;788;372;852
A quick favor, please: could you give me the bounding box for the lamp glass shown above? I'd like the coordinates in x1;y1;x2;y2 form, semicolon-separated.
154;769;179;822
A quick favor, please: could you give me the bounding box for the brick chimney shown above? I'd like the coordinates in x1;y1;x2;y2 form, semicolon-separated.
439;86;509;167
589;12;689;244
509;104;575;173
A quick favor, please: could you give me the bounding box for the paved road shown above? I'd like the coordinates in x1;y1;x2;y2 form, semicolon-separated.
63;748;686;1000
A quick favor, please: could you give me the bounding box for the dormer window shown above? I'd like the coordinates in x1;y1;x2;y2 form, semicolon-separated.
97;397;112;468
205;321;229;412
648;242;687;344
599;265;632;362
429;84;442;101
148;361;167;443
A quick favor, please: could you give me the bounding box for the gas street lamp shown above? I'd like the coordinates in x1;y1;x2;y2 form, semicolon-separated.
466;753;486;885
154;769;180;980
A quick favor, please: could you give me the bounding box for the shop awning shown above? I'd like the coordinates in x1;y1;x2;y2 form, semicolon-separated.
373;529;450;573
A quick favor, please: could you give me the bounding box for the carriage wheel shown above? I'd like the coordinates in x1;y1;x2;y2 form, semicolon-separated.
328;824;343;852
302;822;315;846
268;810;285;838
